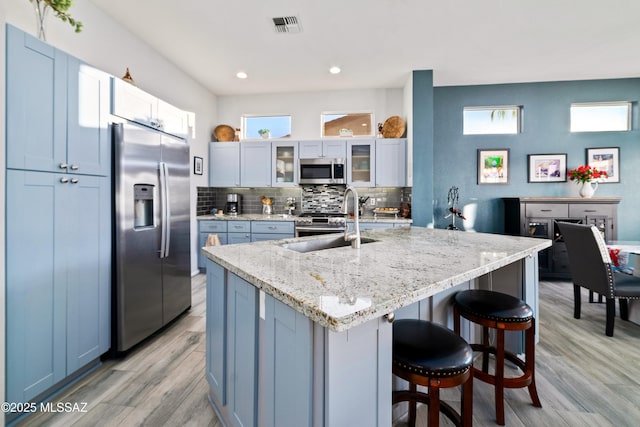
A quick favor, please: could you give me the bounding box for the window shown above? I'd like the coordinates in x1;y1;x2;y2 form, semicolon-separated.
242;115;291;139
321;112;373;137
463;106;521;135
570;102;631;132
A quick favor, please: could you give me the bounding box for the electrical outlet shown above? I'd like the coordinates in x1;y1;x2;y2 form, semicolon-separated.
369;198;376;206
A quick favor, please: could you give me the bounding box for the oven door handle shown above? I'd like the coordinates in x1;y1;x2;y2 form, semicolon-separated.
295;226;346;232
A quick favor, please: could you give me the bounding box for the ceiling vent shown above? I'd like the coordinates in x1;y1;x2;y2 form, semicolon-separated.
272;16;302;33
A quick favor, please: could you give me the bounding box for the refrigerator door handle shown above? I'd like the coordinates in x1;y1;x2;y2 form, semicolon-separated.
164;163;171;257
159;162;168;258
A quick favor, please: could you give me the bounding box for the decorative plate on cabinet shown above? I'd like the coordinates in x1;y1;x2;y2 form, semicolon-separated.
381;116;406;138
214;124;235;142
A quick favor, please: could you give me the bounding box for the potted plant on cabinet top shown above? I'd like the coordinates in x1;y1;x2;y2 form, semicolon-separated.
258;129;271;139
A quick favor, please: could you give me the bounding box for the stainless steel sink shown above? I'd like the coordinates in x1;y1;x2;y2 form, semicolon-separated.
280;236;377;253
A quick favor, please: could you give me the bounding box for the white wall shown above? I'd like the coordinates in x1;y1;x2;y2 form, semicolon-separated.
1;2;219;415
217;88;405;140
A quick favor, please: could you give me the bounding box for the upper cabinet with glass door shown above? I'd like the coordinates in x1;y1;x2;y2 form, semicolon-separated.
347;140;375;186
272;142;298;187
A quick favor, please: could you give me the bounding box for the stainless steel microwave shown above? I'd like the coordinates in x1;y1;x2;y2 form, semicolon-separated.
299;158;345;184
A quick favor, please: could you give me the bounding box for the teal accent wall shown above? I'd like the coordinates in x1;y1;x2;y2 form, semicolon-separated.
411;70;434;227
432;78;640;238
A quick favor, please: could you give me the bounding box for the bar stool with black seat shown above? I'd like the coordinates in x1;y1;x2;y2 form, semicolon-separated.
453;289;541;425
392;319;473;427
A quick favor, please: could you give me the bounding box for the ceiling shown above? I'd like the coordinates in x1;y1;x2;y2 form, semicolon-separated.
89;0;640;96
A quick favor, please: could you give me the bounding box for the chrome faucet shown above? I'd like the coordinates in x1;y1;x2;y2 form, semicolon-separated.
341;186;361;248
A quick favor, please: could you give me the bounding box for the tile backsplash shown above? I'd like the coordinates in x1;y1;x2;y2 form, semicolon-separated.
197;186;411;217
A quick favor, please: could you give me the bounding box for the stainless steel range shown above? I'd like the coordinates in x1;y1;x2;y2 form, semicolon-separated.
295;212;347;237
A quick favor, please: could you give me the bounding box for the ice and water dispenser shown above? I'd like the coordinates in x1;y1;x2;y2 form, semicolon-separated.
134;184;154;228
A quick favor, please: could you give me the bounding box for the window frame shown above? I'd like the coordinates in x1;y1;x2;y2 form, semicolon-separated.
241;114;292;139
463;105;522;135
569;101;631;133
320;111;374;137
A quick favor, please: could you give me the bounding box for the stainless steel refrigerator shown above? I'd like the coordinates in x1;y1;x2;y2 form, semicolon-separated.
112;121;191;352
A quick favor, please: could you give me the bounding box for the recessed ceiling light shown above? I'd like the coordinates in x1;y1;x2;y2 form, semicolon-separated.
329;66;341;74
236;71;248;79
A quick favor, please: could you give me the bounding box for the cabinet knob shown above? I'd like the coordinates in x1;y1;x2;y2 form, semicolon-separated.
59;163;68;170
71;178;79;184
60;177;69;183
70;164;79;171
384;312;395;323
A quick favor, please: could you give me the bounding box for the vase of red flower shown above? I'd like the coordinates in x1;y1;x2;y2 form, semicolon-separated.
568;165;608;198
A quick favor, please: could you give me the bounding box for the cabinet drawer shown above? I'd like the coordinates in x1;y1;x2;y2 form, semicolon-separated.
228;233;251;244
251;233;294;242
525;204;568;217
568;204;613;218
227;221;251;233
200;221;228;233
357;222;394;231
251;221;295;234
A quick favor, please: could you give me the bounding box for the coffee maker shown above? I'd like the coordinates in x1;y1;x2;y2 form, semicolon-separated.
225;193;241;216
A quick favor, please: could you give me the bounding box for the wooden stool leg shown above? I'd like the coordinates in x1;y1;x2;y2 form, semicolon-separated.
429;380;441;427
408;382;417;427
454;305;461;334
495;328;505;425
526;323;542;408
462;373;473;427
482;326;490;373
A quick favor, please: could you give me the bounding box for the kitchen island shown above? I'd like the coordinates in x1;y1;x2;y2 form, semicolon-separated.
202;227;551;427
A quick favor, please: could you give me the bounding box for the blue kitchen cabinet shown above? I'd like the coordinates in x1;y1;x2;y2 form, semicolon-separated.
358;221;395;231
227;273;258;427
251;221;295;242
6;25;110;176
66;56;111;176
299;140;347;159
64;174;111;374
6;170;111;405
272;141;299;187
375;138;406;187
347;139;376;186
241;142;272;187
198;221;229;269
227;221;251;244
6;25;66;173
298;140;323;158
5;25;111;414
209;142;241;187
262;294;314;427
206;261;227;405
6;170;66;405
205;263;259;427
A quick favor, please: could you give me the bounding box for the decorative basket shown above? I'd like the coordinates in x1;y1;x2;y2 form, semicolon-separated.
214;124;235;142
381;116;406;138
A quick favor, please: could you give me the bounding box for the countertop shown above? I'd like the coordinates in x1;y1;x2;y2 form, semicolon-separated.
197;213;412;224
202;227;551;332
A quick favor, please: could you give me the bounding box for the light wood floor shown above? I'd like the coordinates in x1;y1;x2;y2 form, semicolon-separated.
15;278;640;427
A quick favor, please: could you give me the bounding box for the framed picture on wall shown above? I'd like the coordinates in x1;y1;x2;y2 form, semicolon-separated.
194;156;203;175
478;149;509;184
527;153;567;182
586;147;619;183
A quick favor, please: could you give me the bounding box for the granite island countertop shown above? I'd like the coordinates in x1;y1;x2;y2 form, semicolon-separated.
202;227;550;332
197;213;412;224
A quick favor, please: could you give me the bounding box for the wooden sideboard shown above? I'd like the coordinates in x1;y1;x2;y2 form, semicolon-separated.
504;197;621;279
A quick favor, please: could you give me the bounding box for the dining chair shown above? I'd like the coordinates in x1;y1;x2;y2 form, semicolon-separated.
558;222;640;336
